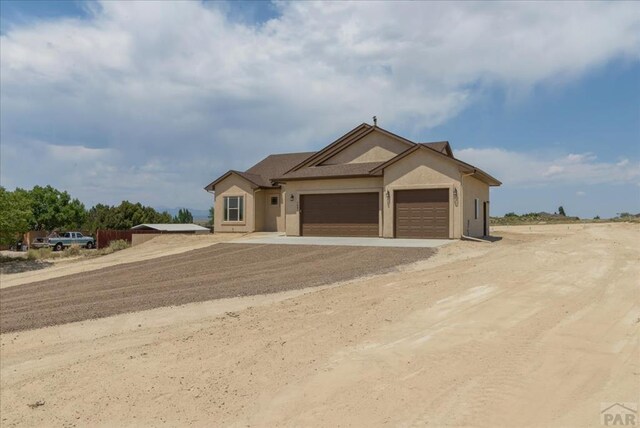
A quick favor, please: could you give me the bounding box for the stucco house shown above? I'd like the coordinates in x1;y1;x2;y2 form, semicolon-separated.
205;122;501;239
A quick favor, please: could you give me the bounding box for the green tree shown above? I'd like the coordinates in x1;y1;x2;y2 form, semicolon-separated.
558;206;566;216
0;187;34;245
173;208;193;223
29;185;86;230
83;201;173;232
207;206;214;228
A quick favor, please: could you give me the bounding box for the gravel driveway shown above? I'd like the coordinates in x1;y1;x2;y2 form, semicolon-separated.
0;243;434;333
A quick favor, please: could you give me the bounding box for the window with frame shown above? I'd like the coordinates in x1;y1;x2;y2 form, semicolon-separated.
474;198;479;220
223;196;244;222
270;196;279;205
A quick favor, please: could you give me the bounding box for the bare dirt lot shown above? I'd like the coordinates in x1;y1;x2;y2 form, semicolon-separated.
0;233;244;289
0;244;435;333
1;223;638;427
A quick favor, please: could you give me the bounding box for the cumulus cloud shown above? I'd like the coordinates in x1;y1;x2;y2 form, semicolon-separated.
456;148;640;187
1;1;639;208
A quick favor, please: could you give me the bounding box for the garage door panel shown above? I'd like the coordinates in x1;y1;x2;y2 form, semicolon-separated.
394;189;449;239
301;193;379;237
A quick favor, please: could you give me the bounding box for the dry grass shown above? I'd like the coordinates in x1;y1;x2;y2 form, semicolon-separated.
24;240;130;261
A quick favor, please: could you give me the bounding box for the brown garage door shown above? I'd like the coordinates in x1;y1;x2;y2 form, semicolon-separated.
395;189;449;239
301;193;379;237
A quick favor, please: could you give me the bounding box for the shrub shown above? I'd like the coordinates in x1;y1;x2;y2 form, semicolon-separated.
65;245;82;256
26;247;52;260
108;239;130;251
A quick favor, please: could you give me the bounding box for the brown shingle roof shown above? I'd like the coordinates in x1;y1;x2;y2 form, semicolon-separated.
421;141;453;157
276;161;383;181
205;151;316;190
245;152;316;186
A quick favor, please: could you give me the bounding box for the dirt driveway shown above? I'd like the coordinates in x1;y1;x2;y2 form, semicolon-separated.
0;244;435;333
1;223;638;427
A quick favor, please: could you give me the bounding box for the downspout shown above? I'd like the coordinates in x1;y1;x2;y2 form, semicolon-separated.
460;169;476;239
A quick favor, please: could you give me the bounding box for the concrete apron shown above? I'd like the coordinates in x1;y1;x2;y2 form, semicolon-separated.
229;233;452;248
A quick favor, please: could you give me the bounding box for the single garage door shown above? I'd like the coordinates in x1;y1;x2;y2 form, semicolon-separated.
395;189;449;239
301;193;379;237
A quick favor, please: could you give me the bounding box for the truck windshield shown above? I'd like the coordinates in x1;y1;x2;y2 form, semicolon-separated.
63;233;71;238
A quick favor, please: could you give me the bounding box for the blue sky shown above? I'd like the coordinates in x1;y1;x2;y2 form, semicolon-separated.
1;1;639;218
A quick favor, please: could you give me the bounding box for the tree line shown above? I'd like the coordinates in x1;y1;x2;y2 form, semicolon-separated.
1;185;198;245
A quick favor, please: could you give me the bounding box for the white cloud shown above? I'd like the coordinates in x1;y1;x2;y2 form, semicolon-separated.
1;1;639;208
456;148;640;187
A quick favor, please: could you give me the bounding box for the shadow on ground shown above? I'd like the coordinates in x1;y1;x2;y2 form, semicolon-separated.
0;260;53;275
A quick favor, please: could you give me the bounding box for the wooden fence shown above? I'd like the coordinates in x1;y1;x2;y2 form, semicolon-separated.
96;229;156;249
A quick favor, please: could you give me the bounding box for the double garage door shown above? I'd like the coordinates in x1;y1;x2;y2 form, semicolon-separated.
300;189;449;239
301;193;379;237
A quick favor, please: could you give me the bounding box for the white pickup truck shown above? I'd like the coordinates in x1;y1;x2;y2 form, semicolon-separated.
32;232;96;251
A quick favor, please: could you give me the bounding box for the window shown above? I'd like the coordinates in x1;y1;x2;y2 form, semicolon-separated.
270;196;279;205
474;198;479;220
76;233;83;238
223;196;244;222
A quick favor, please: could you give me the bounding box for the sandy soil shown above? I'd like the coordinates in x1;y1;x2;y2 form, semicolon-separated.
0;233;243;289
1;223;638;427
0;244;435;333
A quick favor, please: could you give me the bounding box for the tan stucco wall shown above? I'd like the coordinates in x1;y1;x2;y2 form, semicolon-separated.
261;189;283;232
321;130;410;165
282;177;384;236
462;174;490;238
214;175;255;233
382;149;463;239
254;190;266;232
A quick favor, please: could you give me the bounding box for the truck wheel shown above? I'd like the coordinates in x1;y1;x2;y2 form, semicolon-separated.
54;243;63;252
86;241;94;249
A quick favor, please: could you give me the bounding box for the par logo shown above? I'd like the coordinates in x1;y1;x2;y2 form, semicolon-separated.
601;402;637;426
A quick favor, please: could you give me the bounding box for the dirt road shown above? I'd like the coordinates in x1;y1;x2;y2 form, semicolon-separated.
0;244;435;333
1;223;638;427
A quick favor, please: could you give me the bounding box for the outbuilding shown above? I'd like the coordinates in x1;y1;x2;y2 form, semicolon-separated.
131;224;210;235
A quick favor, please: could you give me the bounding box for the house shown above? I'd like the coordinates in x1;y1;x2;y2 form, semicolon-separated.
205;122;501;239
131;224;211;234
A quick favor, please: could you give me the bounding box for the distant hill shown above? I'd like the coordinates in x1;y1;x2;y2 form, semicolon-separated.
491;212;640;225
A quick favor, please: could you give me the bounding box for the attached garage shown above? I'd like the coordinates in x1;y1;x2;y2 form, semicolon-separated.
300;193;379;237
394;189;449;239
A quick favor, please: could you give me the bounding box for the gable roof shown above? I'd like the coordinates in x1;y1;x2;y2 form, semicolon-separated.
284;123;419;173
370;143;502;186
205;123;500;190
204;152;315;191
283;123;374;174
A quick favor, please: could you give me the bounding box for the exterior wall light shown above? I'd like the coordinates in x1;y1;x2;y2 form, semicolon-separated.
453;187;459;206
289;194;295;202
385;190;391;206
